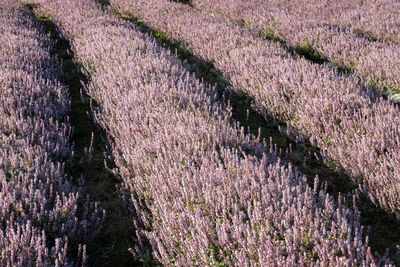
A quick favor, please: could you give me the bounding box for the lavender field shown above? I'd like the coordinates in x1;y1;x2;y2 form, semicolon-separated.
2;0;400;265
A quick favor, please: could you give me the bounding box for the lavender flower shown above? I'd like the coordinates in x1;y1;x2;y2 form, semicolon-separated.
109;0;400;219
37;0;393;264
0;1;103;265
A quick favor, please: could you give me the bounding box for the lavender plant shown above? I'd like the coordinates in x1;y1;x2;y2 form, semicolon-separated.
190;0;400;101
36;0;394;264
332;0;400;45
108;0;400;219
0;1;103;265
243;0;400;45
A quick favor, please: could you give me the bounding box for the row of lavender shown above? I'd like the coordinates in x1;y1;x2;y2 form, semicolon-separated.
33;0;391;264
234;0;400;45
0;0;102;265
190;0;400;102
109;0;400;219
327;0;400;45
267;0;400;45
